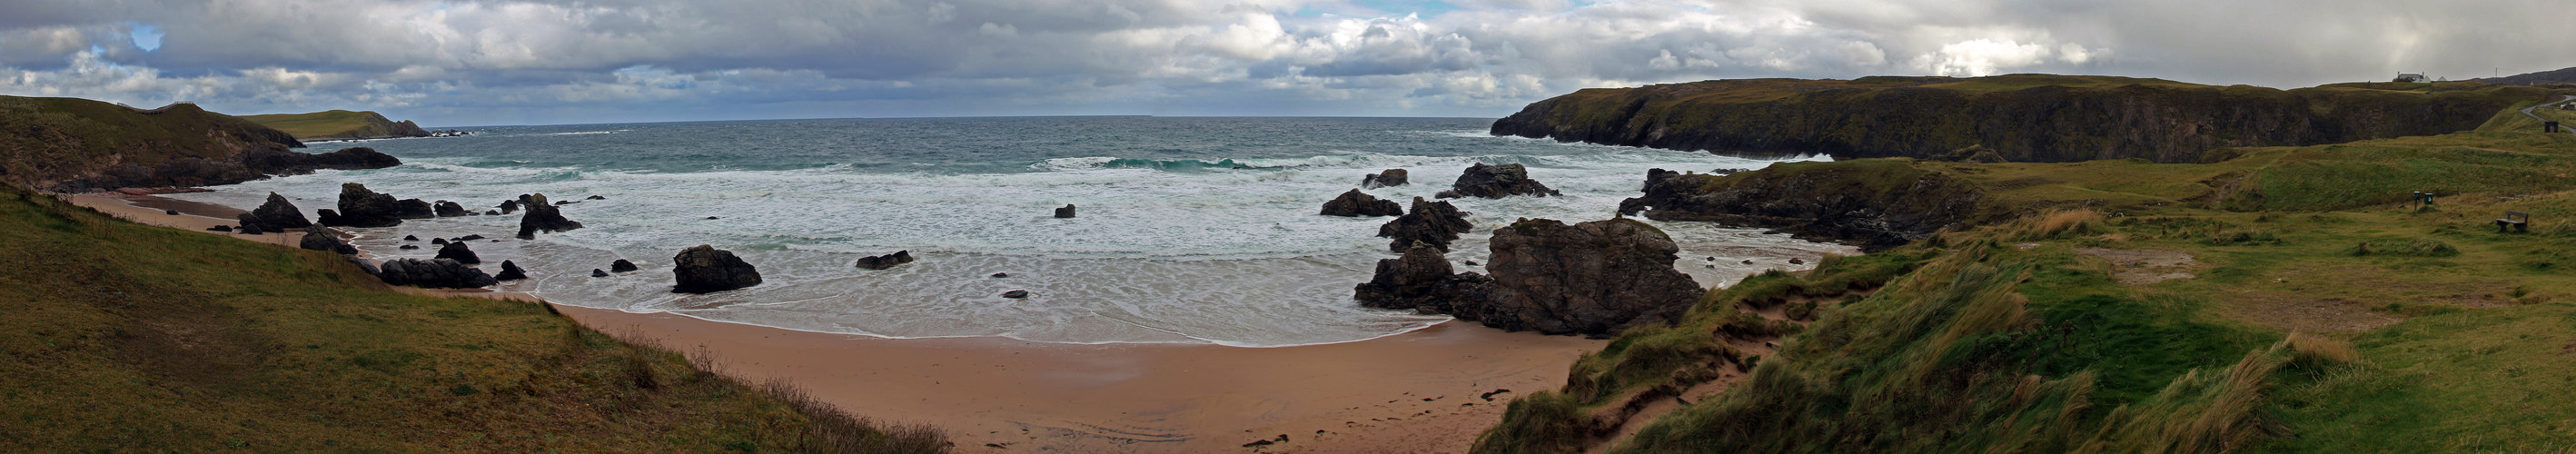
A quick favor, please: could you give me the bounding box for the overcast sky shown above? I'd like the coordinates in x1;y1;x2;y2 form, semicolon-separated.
0;0;2565;126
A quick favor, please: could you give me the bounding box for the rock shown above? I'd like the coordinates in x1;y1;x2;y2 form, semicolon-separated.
855;251;916;270
433;200;471;217
376;258;499;289
394;198;436;219
610;259;639;272
233;212;263;234
592;269;610;278
432;238;449;245
1743;260;1754;264
705;216;720;220
435;241;481;264
1470;218;1705;335
459;234;485;241
671;245;761;293
164;210;180;215
494;261;528;281
515;193;585;239
1320;189;1403;217
1376;197;1474;252
485;210;500;216
498;199;520;214
1789;258;1805;264
586;194;606;200
298;225;351;254
1002;290;1030;299
1434;163;1559;199
1361;169;1409;188
1055;204;1077;218
1616;166;1982;251
1353;243;1493;316
344;255;381;276
398;244;419;250
206;224;233;232
403;234;419;242
312;209;342;227
327;183;405;227
238;222;265;235
991;272;1009;278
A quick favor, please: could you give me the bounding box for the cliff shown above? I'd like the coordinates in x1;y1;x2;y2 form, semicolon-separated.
239;109;432;141
1491;74;2549;163
0;96;405;192
1617;161;1983;251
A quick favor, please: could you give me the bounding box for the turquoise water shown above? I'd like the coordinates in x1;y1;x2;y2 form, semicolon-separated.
174;117;1851;346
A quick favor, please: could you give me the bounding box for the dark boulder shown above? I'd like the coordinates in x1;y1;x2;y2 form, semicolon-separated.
298;225;352;254
164;210;180;215
206;224;233;232
586;194;606;200
238;222;265;235
459;234;485;242
435;241;481;264
403;234;419;242
592;269;610;278
610;259;639;272
433;200;471;217
1055;204;1077;218
855;251;916;270
1471;218;1704;335
498;199;520;214
394;199;435;219
484;210;500;216
328;183;405;227
376;258;498;289
432;238;449;245
244;192;312;231
1353;243;1493;316
1361;169;1409;188
1002;290;1031;299
399;244;419;250
1376;197;1473;252
1616;165;1982;251
1320;189;1403;217
494;261;528;281
515;193;585;239
672;245;761;293
1435;163;1559;199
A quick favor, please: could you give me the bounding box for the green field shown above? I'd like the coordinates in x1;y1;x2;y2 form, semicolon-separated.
239;110;425;140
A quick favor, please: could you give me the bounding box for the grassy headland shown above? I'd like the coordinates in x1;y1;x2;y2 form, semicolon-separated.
239;110;431;141
0;96;303;190
0;183;946;452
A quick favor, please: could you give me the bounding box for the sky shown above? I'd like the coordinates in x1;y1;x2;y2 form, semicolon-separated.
0;0;2566;126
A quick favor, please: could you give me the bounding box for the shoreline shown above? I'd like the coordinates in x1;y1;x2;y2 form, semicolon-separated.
64;190;1608;452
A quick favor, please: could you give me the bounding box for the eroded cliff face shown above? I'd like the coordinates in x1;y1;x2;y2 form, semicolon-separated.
1492;74;2547;163
1618;161;1982;251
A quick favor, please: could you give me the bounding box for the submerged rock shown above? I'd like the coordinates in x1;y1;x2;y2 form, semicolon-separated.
855;251;916;270
1435;163;1559;199
1055;204;1077;218
435;241;481;264
498;199;520;214
403;234;419;242
610;259;639;272
1474;218;1703;335
1353;243;1493;316
377;258;498;289
1320;189;1403;217
671;245;761;293
327;183;404;227
1376;197;1474;252
494;261;528;281
1361;169;1409;188
515;193;585;239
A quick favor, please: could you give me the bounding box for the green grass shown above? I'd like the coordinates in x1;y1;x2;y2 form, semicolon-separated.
238;110;425;140
0;183;948;452
0;96;301;189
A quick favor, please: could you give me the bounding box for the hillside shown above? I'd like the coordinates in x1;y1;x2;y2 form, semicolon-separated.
2472;65;2576;86
0;96;323;191
0;182;947;451
1475;100;2576;452
239;110;431;141
1491;74;2549;163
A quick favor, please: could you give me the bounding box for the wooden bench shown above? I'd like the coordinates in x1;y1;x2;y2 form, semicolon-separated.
2497;211;2530;232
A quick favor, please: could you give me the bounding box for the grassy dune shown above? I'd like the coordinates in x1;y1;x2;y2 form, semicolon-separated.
0;183;946;452
1480;106;2576;452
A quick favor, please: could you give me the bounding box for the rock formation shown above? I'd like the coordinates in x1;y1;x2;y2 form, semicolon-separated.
435;241;481;264
1055;204;1077;218
394;199;435;219
610;259;639;272
1376;197;1473;252
328;183;405;227
1474;218;1704;335
1320;189;1403;217
1361;169;1409;188
855;251;916;270
433;201;471;217
672;245;761;293
1616;164;1981;251
297;225;355;254
498;199;520;214
515;193;584;239
1001;290;1031;299
1436;163;1559;199
591;269;610;278
1353;243;1493;316
377;258;499;289
241;192;312;232
494;261;528;281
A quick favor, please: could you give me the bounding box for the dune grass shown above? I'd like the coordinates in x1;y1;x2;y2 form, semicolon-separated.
0;183;946;452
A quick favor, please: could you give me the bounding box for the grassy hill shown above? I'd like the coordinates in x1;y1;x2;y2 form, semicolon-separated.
240;110;431;141
1477;96;2576;452
0;97;304;190
0;182;947;452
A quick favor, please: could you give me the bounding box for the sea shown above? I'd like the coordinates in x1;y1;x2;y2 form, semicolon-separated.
169;116;1854;347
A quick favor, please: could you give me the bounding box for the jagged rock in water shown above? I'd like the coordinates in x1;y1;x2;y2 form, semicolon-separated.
1361;169;1409;188
328;183;404;227
243;192;312;231
610;259;639;272
855;251;916;270
433;200;471;217
1471;218;1704;335
1434;163;1559;199
394;198;435;219
1376;197;1473;252
377;258;498;289
671;245;760;293
459;234;485;242
515;193;584;239
1055;204;1077;218
484;210;500;215
398;244;419;250
297;225;355;255
498;199;520;214
1320;189;1403;217
592;269;610;278
586;195;606;200
1353;243;1493;316
431;238;449;245
435;241;481;264
494;261;528;281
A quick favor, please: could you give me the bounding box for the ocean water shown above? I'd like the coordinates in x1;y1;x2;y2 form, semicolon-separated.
171;117;1854;347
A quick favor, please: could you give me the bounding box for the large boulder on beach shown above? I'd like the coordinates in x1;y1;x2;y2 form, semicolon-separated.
297;224;355;254
328;183;405;227
855;251;916;270
394;199;436;219
243;192;312;231
672;244;761;293
494;261;528;281
1471;218;1704;335
1376;197;1473;252
433;200;471;217
610;259;639;272
1320;189;1403;217
1436;163;1560;199
515;193;585;239
1354;243;1493;315
1361;169;1409;188
377;258;499;289
435;241;481;264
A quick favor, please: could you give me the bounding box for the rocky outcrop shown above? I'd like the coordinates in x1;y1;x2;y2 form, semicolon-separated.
1474;218;1704;335
241;192;312;232
0;96;319;192
1616;162;1982;251
855;251;916;270
297;225;356;254
1491;74;2548;163
515;193;584;239
1362;169;1409;188
1377;197;1474;252
672;245;760;293
1055;204;1077;218
433;201;471;217
610;259;639;272
1354;243;1493;315
494;261;528;281
1320;189;1403;217
238;110;432;141
435;242;481;264
377;258;498;289
1437;163;1559;199
498;200;520;214
327;183;405;227
394;199;435;219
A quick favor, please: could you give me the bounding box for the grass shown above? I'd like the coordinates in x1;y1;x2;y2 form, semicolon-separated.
238;110;427;140
0;182;947;452
0;95;301;189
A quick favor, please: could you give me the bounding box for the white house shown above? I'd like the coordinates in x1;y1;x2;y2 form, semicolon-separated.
2393;73;2428;83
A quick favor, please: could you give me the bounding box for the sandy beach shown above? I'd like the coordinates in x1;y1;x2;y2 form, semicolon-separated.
65;190;1607;453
